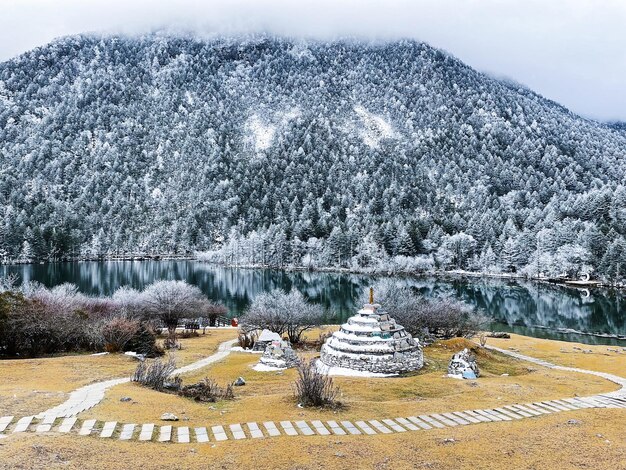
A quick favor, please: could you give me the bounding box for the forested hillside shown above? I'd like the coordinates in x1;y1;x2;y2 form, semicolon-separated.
1;34;626;280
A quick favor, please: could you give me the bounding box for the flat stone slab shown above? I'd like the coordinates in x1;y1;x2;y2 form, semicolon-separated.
100;421;117;438
511;404;542;416
382;419;406;432
326;420;346;435
119;424;136;440
463;410;493;422
280;421;298;436
532;402;561;413
503;406;533;418
442;413;469;425
35;417;55;433
524;403;550;415
195;427;209;443
493;408;523;420
79;419;97;436
340;420;361;435
263;421;281;437
13;416;33;433
295;421;315;436
58;417;77;433
542;401;570;411
368;420;392;434
139;423;155;441
452;412;481;424
354;420;377;435
0;416;13;433
158;425;172;442
483;409;512;421
246;422;264;439
177;426;190;443
394;417;419;431
230;424;246;440
311;420;330;436
212;425;228;441
407;416;432;430
430;414;457;427
418;415;445;429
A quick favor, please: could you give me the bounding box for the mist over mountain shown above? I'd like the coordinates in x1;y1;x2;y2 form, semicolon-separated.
1;34;625;279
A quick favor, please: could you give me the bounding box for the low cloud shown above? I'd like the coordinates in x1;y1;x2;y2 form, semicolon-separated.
2;0;625;121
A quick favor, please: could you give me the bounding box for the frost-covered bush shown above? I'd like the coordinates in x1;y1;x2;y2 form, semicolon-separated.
364;280;490;341
241;289;325;344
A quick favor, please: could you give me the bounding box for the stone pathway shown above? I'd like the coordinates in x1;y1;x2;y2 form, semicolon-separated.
35;339;238;420
1;341;624;444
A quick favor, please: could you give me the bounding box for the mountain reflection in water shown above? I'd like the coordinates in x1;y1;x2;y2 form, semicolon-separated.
1;261;624;346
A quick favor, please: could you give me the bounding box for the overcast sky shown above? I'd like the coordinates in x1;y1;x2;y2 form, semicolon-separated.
2;0;625;121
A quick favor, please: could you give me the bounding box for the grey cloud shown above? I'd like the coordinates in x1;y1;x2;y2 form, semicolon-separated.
1;0;625;121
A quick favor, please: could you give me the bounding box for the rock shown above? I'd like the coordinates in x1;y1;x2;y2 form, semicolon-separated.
487;332;511;339
441;438;456;444
448;348;480;379
233;377;246;386
256;340;300;370
120;397;132;402
567;419;582;425
160;413;179;421
501;373;509;377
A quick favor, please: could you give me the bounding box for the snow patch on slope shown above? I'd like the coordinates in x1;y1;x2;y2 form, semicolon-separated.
354;106;397;148
246;116;276;151
245;109;302;152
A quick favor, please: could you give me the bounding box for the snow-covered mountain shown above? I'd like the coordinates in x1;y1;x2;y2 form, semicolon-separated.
1;34;625;279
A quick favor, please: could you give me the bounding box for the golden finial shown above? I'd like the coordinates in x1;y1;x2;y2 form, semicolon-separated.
369;287;374;305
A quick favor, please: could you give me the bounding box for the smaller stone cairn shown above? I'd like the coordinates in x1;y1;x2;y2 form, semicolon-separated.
447;348;480;379
256;340;300;370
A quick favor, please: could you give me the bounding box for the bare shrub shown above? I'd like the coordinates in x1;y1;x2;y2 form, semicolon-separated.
102;317;140;352
131;355;177;391
241;290;325;344
142;280;206;349
178;378;234;402
124;323;163;357
237;331;256;349
293;359;340;408
363;280;490;342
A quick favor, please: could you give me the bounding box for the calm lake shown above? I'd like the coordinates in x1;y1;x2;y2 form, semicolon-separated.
1;261;625;346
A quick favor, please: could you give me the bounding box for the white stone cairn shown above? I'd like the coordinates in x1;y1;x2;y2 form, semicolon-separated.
319;289;424;374
447;348;480;379
255;339;299;370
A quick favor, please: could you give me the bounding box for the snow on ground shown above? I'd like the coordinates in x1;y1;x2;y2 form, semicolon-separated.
252;363;286;372
246;115;276;151
231;346;263;354
315;359;397;378
354;105;397;148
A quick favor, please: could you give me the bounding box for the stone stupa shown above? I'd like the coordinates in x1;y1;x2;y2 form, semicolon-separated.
319;288;423;374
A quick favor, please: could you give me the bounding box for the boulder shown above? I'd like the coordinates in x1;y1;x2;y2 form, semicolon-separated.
255;340;300;370
160;413;179;421
233;377;246;386
448;348;480;379
119;397;132;402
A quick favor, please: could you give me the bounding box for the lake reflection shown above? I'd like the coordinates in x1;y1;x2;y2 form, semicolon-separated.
1;261;624;345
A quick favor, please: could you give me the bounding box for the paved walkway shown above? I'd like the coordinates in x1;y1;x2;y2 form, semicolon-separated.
35;339;238;420
1;341;623;444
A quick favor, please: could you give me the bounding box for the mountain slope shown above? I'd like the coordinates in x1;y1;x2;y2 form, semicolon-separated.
1;34;625;279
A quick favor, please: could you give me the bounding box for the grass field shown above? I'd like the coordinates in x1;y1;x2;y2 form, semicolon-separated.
0;330;624;469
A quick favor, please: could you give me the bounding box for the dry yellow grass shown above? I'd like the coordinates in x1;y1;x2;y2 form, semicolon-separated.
81;336;618;427
0;408;624;470
1;330;625;469
0;329;237;416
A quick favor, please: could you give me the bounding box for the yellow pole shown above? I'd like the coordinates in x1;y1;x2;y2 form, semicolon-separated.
369;287;374;304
